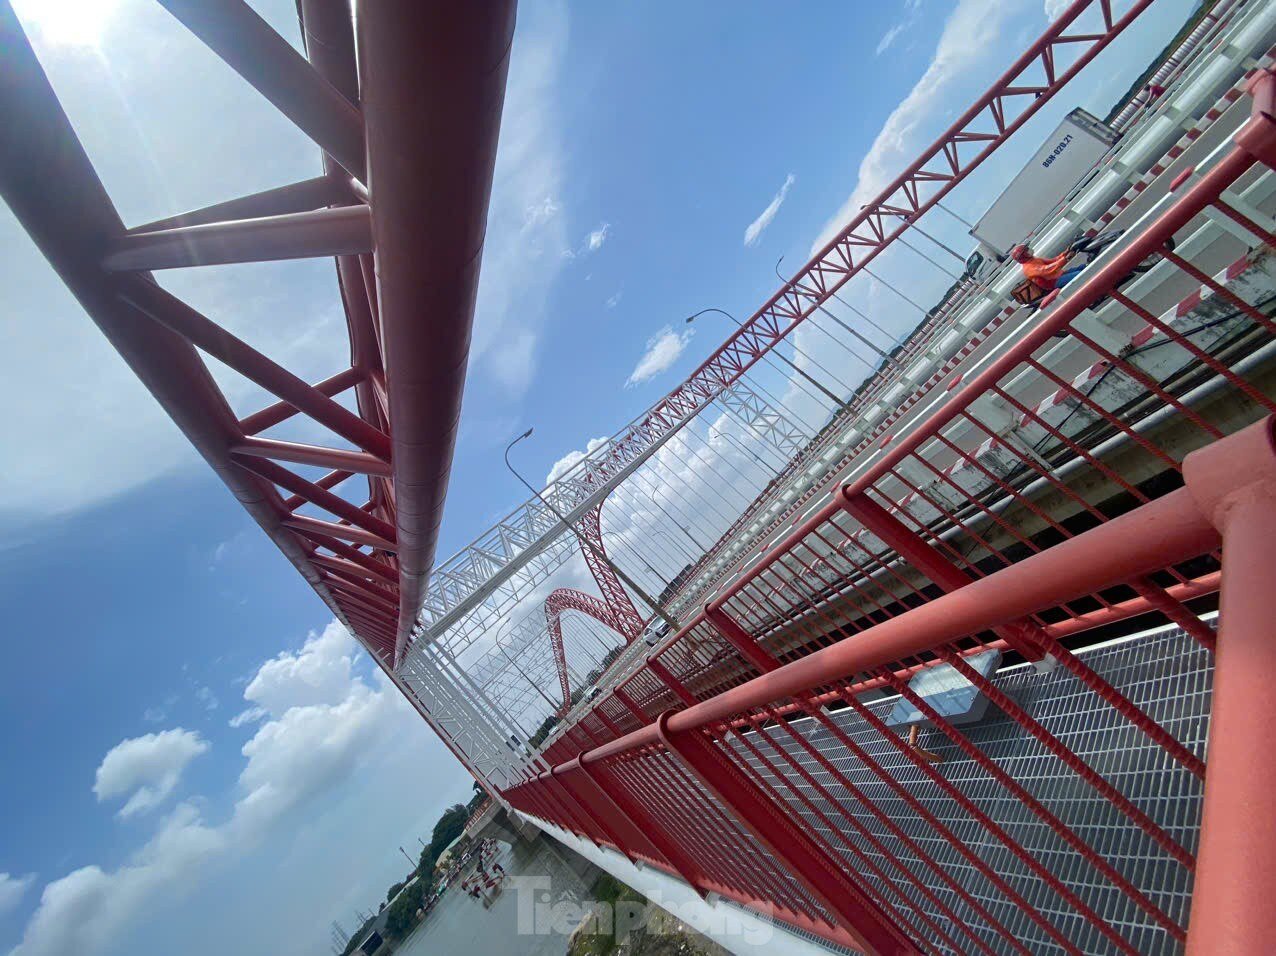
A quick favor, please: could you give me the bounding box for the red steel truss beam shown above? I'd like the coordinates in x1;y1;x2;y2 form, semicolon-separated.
128;174;353;234
119;278;391;457
238;366;365;435
2;4;516;667
103;205;373;271
229;437;391;477
0;2;354;633
573;505;645;641
154;0;366;180
357;1;518;666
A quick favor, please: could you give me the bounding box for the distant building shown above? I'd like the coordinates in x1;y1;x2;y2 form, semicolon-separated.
432;832;466;873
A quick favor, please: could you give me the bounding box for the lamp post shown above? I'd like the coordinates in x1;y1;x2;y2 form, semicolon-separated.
504;429;678;629
684;308;848;410
602;529;663;583
488;616;560;715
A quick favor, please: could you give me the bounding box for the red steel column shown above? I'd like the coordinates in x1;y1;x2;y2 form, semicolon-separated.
1184;417;1276;954
655;712;918;956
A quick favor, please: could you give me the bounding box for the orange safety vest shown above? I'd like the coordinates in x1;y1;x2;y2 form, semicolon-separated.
1021;251;1071;291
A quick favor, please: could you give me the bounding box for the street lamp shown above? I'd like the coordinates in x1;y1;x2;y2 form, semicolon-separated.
684;308;848;411
488;616;560;715
504;429;679;629
601;529;663;583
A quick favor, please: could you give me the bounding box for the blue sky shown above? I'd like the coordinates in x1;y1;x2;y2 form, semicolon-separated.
0;1;1197;953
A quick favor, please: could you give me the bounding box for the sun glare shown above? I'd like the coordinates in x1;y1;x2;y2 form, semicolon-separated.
12;0;122;48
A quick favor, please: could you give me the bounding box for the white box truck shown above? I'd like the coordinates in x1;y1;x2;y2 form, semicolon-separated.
970;108;1117;257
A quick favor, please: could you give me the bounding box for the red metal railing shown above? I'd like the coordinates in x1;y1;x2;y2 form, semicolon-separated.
675;42;1276;626
504;73;1276;954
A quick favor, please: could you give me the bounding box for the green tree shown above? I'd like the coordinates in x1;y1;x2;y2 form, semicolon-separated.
427;803;468;863
386;880;405;903
383;877;427;939
529;714;559;749
416;802;470;875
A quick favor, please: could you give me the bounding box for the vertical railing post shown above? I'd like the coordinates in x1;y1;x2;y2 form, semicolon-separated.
592;706;624;739
704;603;780;673
550;764;633;861
654;712;919;956
536;769;594;842
646;656;698;708
612;686;648;723
839;487;1045;660
1184;416;1276;954
575;753;710;895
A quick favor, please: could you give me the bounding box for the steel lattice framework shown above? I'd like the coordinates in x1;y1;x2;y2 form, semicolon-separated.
510;66;1276;949
412;0;1158;647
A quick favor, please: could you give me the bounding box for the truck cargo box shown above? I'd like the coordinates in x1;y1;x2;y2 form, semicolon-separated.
970;108;1117;256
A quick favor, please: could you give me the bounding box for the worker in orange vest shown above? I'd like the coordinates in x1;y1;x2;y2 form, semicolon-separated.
1011;244;1085;292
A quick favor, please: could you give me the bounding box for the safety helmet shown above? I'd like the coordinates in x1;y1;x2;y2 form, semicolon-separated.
1009;244;1030;262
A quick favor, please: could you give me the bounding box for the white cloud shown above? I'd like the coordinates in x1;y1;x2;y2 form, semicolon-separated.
546;436;610;485
194;686;219;712
586;222;610;252
562;222;613;260
93;729;210;820
13;802;226;956
605;291;622;309
242;622;359;720
1044;0;1071;18
227;706;267;729
0;872;34;915
233;673;393;838
743;173;795;247
813;0;1026;253
466;1;571;395
876;21;908;55
12;621;456;956
877;0;924;56
522;195;561;230
141;695;176;725
625;325;694;387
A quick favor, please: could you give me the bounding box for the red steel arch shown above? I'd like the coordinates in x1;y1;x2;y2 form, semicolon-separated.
544;587;630;716
574;504;646;641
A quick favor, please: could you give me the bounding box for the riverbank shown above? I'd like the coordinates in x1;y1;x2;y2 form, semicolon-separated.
564;873;729;956
392;832;599;956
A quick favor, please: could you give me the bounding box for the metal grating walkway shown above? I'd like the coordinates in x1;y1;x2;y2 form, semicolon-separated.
730;624;1212;954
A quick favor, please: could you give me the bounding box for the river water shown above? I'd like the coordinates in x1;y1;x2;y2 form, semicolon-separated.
395;834;596;956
